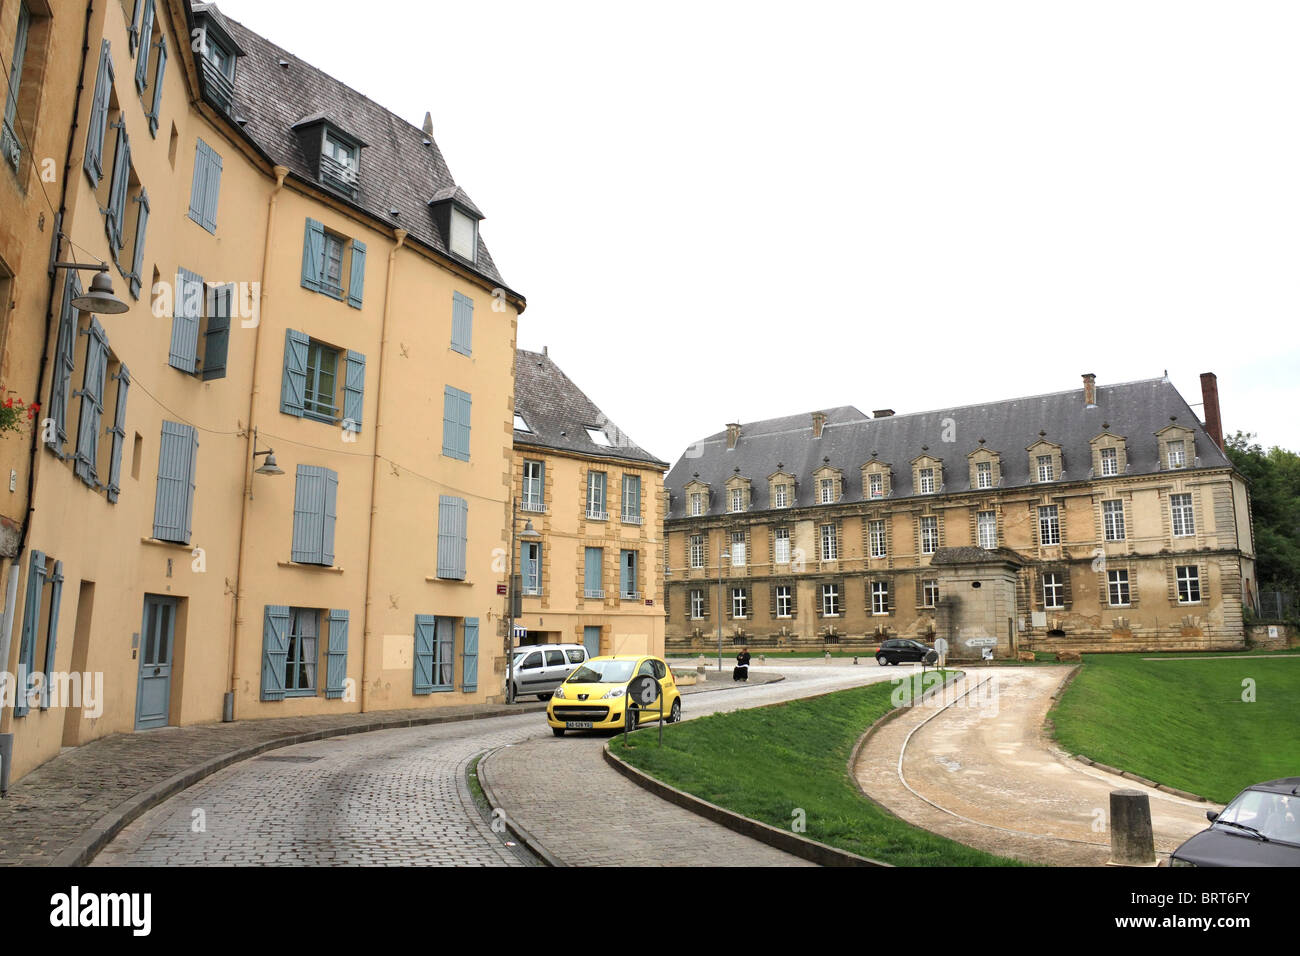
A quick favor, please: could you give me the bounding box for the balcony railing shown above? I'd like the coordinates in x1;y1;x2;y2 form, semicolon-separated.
586;509;608;521
200;59;235;115
621;590;642;601
621;513;643;525
583;588;605;599
320;154;359;199
521;500;546;513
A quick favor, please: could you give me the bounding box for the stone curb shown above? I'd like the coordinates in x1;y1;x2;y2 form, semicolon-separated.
50;702;549;867
476;748;564;868
601;745;889;867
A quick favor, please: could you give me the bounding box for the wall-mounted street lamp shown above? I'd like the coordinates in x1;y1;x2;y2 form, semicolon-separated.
249;427;283;500
53;235;129;314
505;499;542;704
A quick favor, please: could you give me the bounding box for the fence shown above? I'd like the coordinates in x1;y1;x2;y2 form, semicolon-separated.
1257;590;1296;620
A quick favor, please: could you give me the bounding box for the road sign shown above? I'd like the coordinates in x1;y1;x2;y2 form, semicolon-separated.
966;637;996;647
628;675;659;707
496;584;507;595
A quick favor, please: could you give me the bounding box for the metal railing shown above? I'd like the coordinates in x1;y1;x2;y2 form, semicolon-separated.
583;588;605;599
1257;591;1296;620
201;59;235;115
320;154;359;197
586;509;608;520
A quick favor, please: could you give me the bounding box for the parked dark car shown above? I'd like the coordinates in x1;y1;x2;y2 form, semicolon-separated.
875;639;938;666
1170;778;1300;867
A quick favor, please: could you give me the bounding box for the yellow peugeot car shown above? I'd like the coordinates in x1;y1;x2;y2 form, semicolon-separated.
546;654;682;736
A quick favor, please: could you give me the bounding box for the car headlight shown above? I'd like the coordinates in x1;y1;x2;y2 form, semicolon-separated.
1169;856;1196;867
552;686;566;699
601;686;626;700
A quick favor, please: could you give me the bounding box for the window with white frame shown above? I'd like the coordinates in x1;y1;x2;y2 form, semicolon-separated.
622;474;641;523
1042;571;1064;609
730;488;744;513
1107;569;1130;606
689;491;705;516
869;519;887;558
774;483;789;508
1176;565;1201;604
920;516;938;554
731;531;746;567
819;478;836;504
586;471;607;519
1037;455;1054;482
1100;447;1118;477
522;459;544;512
1171;493;1195;537
871;581;889;615
521;541;542;595
773;527;790;564
690;589;705;619
731;588;747;619
977;511;997;550
821;583;840;617
976;461;992;489
922;579;938;608
1103;499;1126;541
919;467;935;494
775;585;792;618
1038;505;1061;546
820;523;838;560
868;472;883;499
1167;440;1186;469
689;534;704;569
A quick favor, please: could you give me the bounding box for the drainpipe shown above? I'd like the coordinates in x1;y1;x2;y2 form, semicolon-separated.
224;165;289;722
358;227;406;714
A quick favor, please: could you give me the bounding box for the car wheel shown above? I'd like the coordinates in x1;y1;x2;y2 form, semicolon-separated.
537;693;552;701
625;708;638;733
876;655;887;666
552;727;565;737
668;699;682;723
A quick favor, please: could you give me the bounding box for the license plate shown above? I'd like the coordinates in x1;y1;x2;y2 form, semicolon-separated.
566;721;594;729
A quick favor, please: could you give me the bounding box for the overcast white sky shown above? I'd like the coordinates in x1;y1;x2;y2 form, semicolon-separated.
217;0;1299;461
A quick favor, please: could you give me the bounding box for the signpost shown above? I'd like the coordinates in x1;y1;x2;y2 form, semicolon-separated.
625;674;664;746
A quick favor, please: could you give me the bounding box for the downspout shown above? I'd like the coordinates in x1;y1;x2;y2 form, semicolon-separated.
2;0;95;745
223;164;288;721
359;227;406;713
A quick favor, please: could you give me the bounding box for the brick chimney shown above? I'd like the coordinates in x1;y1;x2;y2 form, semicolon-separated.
811;411;827;438
726;422;741;450
1082;372;1097;407
872;409;895;419
1200;372;1223;451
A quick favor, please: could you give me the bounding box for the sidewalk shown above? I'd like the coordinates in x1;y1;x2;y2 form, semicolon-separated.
0;700;546;867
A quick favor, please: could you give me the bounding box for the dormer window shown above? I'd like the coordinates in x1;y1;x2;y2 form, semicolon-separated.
513;413;531;433
193;9;244;116
204;37;233;80
450;207;477;261
585;426;612;447
321;130;360;196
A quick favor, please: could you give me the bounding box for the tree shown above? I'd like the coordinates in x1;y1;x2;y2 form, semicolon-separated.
1225;431;1300;592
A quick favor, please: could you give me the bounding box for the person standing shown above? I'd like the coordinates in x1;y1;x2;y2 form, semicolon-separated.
734;647;751;682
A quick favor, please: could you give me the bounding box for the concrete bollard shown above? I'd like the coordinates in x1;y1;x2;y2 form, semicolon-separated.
825;651;832;662
1108;789;1157;866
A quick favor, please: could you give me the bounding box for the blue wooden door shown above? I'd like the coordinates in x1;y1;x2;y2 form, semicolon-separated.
583;626;601;658
135;595;178;729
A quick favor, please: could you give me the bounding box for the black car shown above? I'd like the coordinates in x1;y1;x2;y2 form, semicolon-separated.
1170;778;1300;867
875;639;938;666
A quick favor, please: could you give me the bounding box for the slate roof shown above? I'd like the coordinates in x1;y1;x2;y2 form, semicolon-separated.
193;3;514;293
665;378;1233;519
513;350;668;468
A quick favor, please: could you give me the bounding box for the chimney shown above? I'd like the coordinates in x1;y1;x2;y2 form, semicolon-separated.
872;409;895;419
811;411;827;438
726;423;741;450
1082;372;1097;407
1200;372;1223;451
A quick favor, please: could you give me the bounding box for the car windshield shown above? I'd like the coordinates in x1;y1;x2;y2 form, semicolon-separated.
566;660;636;684
1217;790;1300;844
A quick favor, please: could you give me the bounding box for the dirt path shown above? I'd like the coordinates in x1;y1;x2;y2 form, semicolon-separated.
853;667;1219;865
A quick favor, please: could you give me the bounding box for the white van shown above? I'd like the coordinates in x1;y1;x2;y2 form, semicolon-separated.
511;644;589;700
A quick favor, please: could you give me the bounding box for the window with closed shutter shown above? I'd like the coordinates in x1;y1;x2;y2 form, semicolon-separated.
152;420;198;543
292;465;339;566
187;138;222;232
436;495;468;579
442;386;471;460
73;319;110;487
584;547;604;597
451;291;473;355
83;41;114;184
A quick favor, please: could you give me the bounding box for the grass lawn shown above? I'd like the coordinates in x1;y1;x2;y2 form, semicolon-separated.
1051;651;1300;804
609;678;1018;866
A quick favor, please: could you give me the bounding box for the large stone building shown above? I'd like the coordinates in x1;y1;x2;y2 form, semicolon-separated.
511;348;668;659
663;373;1255;659
0;0;524;786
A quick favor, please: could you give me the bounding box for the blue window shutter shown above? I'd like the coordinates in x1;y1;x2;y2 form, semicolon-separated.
260;605;290;701
280;328;309;416
14;551;47;718
188;139;221;233
301;219;325;291
292;465;326;563
413;615;435;695
201;283;230;380
147;33;166;137
168;267;202;372
83;41;113;184
104;122;130;252
347;240;366;308
73;318;109;487
202;143;222;231
455;498;468;579
39;561;65;710
47;275;80;455
128;188;149;299
152;420;197;543
106;364;130;503
585;547;602;593
458;390;472;460
451;291;473;355
325;609;349;699
443;387;471;460
126;0;142;55
342;350;364;432
437;495;468;580
134;0;155;91
462;618;479;692
323;468;338;565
